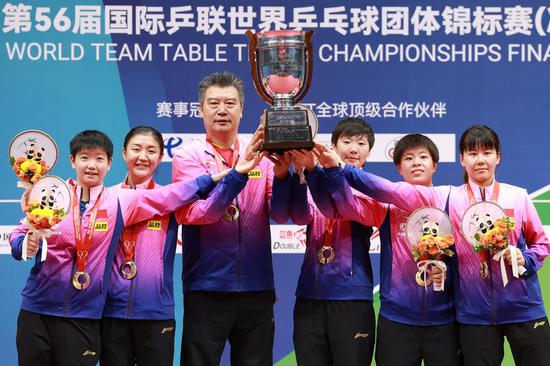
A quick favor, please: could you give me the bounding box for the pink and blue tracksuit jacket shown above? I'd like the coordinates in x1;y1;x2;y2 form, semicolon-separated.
172;135;277;292
103;178;183;320
10;176;215;319
320;166;456;325
343;165;550;325
272;166;381;301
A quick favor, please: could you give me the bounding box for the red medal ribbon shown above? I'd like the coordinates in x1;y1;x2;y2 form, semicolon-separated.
206;137;240;171
206;137;241;221
72;186;104;275
323;218;335;248
120;178;155;262
466;180;500;205
318;218;336;264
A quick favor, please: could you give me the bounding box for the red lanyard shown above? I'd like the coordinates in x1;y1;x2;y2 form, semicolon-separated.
206;137;240;172
466;181;500;204
72;186;104;275
323;218;335;248
120;178;155;262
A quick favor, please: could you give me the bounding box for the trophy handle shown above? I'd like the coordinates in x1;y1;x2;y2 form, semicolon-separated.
246;30;274;105
294;29;314;104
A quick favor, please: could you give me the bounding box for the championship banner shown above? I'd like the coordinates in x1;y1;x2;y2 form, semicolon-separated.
2;1;550;365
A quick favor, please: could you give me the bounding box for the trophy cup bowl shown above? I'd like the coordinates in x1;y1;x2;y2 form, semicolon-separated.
246;29;318;153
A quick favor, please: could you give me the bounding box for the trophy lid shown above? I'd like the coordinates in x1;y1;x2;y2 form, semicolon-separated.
260;30;302;37
257;30;305;48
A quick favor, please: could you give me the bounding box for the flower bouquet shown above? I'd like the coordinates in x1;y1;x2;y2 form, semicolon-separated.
20;176;71;262
9;130;58;188
461;201;524;286
407;207;455;291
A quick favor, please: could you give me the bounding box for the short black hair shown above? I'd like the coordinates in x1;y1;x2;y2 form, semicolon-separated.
331;117;375;148
70;130;113;159
123;125;164;151
393;134;439;165
198;71;244;106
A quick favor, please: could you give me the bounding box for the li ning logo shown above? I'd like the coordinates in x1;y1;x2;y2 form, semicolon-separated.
147;220;161;230
82;350;97;356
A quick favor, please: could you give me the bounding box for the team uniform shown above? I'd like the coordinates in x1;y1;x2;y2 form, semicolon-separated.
10;176;214;366
343;165;550;366
272;166;381;366
100;177;184;366
172;135;277;366
321;166;461;366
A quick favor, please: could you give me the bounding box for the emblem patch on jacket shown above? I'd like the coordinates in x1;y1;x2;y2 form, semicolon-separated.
248;169;262;178
147;220;162;230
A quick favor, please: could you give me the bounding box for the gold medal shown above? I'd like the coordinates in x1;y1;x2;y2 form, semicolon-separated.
72;271;90;290
318;246;335;264
415;270;433;287
223;204;240;221
480;262;489;279
119;260;138;280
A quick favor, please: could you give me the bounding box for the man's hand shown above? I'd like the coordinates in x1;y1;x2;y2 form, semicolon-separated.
235;126;267;174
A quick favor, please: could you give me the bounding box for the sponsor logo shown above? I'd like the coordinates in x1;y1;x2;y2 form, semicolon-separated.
161;326;175;334
384;137;400;160
0;225;17;255
354;332;369;339
94;222;108;232
82;350;97;356
534;320;546;329
147;220;161;230
248;169;262;178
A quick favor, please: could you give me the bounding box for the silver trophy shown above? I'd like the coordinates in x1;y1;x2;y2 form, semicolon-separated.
246;29;318;152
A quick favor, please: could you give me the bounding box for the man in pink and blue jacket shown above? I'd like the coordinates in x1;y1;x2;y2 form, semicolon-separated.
172;72;286;366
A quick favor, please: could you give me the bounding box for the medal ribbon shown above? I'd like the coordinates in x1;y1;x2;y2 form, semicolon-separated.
206;137;241;220
206;137;240;171
323;218;335;249
466;181;500;205
72;186;104;274
120;178;156;262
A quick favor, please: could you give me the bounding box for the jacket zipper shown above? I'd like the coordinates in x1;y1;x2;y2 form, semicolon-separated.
489;259;496;324
236;196;241;292
420;285;427;326
126;274;136;319
316;257;322;299
63;258;77;316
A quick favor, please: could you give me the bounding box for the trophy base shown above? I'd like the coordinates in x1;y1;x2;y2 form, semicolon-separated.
261;108;315;153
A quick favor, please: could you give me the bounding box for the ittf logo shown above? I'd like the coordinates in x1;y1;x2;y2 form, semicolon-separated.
147;220;162;230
